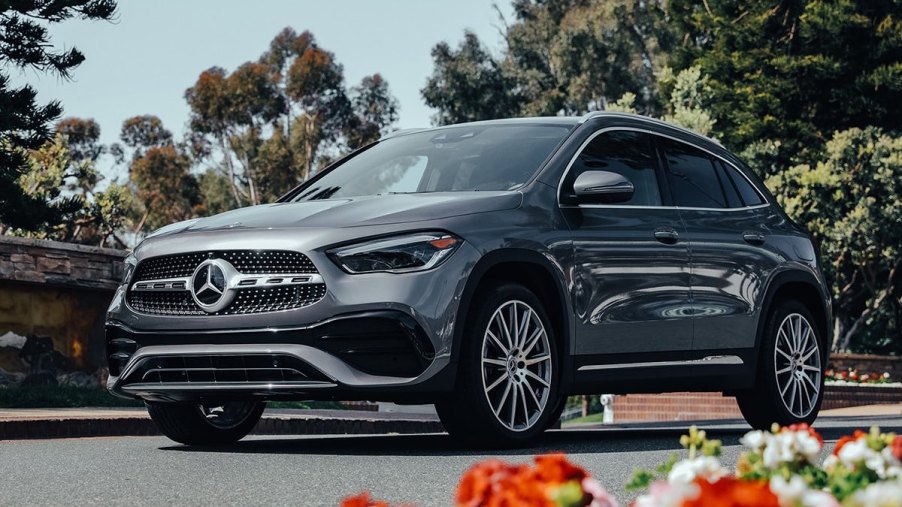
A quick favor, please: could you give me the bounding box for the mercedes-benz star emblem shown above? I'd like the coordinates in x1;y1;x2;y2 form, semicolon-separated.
190;258;238;313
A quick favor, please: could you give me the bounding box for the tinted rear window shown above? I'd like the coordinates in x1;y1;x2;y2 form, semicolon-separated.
660;139;726;208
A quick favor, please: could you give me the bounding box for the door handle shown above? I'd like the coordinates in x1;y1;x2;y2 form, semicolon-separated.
654;228;679;244
742;231;766;245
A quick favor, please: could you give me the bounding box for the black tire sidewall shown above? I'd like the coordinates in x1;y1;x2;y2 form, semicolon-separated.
745;300;826;427
146;401;264;445
441;282;561;444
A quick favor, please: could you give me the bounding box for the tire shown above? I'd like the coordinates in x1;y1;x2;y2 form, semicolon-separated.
737;299;826;429
436;282;561;446
146;401;265;445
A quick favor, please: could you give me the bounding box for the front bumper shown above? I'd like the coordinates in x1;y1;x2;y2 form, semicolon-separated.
106;311;453;402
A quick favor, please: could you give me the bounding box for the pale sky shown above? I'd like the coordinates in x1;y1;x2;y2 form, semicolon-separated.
9;1;512;155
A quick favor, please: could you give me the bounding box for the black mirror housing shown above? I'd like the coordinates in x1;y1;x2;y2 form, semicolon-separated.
572;170;635;205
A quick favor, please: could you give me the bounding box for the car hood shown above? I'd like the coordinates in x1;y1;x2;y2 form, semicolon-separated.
152;191;522;237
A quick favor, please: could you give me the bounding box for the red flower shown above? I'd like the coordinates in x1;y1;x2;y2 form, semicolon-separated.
534;453;589;484
456;454;593;507
891;435;902;462
783;423;824;446
341;492;390;507
833;429;867;456
456;459;551;507
681;477;779;507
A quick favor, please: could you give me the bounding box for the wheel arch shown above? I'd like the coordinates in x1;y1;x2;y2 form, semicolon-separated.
756;269;832;354
453;249;574;388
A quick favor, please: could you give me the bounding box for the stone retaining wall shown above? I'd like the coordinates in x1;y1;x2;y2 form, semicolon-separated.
0;236;126;380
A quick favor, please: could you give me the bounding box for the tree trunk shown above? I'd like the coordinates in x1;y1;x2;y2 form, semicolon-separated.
581;395;589;417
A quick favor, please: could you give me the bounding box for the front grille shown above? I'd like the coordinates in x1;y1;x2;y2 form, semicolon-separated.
126;250;326;316
122;354;329;385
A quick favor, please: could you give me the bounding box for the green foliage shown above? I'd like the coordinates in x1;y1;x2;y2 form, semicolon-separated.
0;0;117;233
0;385;142;408
668;0;902;174
766;127;902;352
422;0;675;124
7;123;132;247
186;28;399;207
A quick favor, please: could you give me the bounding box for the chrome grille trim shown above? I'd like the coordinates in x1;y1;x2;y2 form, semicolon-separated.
126;250;326;315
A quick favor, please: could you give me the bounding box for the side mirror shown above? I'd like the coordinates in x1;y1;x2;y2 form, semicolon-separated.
572;170;634;204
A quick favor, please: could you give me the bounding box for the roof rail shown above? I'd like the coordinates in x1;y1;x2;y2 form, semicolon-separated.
578;111;723;147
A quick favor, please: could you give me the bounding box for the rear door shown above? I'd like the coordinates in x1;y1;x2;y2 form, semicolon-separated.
561;129;693;356
658;138;778;352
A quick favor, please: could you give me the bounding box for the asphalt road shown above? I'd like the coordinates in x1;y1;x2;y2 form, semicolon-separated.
2;415;901;506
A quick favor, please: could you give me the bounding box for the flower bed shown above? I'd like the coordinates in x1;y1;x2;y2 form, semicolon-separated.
342;424;902;506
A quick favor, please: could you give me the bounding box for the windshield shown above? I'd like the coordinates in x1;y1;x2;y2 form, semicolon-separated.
290;124;572;201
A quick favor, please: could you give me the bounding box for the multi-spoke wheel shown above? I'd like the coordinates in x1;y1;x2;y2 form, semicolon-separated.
146;400;264;445
737;300;825;429
436;283;561;445
774;313;822;419
481;300;553;432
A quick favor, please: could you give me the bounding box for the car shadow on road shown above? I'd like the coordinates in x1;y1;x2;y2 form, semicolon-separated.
157;426;750;457
158;416;902;457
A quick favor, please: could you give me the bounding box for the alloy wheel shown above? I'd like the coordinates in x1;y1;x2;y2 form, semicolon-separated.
480;300;553;432
774;313;821;418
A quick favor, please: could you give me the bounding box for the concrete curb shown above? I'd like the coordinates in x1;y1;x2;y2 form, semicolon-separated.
0;413;444;440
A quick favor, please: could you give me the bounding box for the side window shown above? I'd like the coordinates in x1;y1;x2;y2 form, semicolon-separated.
661;139;727;209
565;130;662;206
720;161;765;206
714;161;744;208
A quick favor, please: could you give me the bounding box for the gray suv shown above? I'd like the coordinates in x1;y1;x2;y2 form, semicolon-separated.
106;113;831;445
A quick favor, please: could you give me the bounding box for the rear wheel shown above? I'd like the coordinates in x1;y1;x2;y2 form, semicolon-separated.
436;283;561;446
737;300;825;429
146;400;264;445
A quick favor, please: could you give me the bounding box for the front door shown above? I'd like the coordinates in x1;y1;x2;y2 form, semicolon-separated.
560;129;693;356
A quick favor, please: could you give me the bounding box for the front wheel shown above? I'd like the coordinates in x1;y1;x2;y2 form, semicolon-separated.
737;300;825;429
146;400;264;445
436;283;561;446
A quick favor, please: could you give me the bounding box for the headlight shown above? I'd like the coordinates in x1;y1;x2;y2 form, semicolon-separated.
328;232;462;274
121;254;137;285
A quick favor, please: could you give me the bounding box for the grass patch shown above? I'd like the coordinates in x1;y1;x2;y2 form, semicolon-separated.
563;412;605;425
0;386;143;408
266;400;348;410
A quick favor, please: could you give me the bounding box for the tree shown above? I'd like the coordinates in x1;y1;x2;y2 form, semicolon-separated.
283;37;351;180
8;122;131;247
121;116;200;234
187;28;399;206
766;127;902;354
422;31;521;125
345;73;400;149
0;0;117;231
422;0;675;124
669;0;902;174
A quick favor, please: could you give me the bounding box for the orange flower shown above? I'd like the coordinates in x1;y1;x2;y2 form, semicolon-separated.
534;453;589;485
456;459;551;507
783;423;824;446
833;429;867;456
456;454;594;507
891;435;902;462
681;477;779;507
341;492;390;507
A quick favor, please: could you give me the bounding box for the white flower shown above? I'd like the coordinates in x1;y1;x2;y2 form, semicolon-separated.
836;439;902;479
632;481;699;507
844;479;902;507
667;457;728;485
755;428;823;469
741;430;768;450
770;475;839;507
